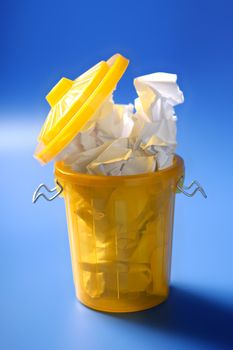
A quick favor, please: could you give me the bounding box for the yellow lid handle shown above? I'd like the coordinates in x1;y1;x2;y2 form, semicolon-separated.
46;77;73;107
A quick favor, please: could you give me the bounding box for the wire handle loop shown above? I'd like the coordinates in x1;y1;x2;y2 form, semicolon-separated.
176;176;207;198
32;181;63;203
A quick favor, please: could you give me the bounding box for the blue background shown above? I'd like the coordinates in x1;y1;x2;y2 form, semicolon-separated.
1;0;233;349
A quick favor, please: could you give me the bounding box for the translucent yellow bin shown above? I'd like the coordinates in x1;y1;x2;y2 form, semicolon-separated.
54;155;184;313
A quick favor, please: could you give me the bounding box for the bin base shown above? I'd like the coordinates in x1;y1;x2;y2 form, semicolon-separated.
76;292;168;313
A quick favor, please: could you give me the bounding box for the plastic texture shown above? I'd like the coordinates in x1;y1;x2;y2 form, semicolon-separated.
55;155;184;313
34;54;129;164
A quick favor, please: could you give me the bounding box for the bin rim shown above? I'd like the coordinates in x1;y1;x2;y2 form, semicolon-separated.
54;154;184;186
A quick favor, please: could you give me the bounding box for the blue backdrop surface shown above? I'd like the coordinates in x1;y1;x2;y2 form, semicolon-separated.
1;0;233;349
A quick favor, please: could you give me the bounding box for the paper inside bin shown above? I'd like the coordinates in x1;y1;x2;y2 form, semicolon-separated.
56;72;183;175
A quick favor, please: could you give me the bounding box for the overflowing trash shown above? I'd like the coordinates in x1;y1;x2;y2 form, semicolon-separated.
55;72;184;175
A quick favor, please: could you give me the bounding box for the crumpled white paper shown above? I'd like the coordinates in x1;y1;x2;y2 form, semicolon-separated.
56;72;184;175
132;72;184;170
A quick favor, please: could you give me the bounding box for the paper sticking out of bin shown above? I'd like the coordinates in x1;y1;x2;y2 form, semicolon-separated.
34;54;184;175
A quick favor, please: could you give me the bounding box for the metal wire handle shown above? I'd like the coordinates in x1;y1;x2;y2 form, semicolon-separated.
32;176;207;203
176;176;207;198
32;181;63;203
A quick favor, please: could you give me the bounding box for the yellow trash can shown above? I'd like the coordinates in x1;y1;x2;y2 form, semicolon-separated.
54;156;184;312
33;53;206;312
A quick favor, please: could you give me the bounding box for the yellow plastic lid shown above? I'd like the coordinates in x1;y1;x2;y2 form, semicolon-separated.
34;54;129;164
